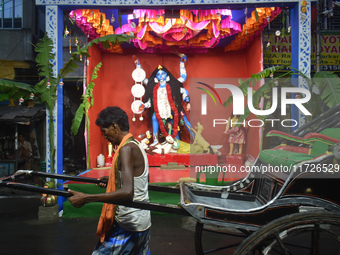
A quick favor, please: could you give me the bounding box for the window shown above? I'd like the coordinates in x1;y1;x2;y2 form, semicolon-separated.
0;0;22;29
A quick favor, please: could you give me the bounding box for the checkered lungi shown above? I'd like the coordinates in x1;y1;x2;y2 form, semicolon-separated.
92;223;151;255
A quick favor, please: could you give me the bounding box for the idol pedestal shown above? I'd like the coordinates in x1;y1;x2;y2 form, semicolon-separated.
225;155;244;165
147;153;218;167
225;154;247;181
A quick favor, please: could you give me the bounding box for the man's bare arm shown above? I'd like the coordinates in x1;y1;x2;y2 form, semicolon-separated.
68;146;134;208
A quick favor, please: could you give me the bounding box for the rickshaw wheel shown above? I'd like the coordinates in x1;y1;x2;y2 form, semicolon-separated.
233;211;340;255
195;221;249;255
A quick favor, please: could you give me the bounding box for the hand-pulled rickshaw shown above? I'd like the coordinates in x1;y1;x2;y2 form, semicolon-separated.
1;104;340;255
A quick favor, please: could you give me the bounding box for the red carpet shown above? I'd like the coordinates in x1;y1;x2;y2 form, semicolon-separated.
65;154;248;185
66;165;247;185
66;166;192;184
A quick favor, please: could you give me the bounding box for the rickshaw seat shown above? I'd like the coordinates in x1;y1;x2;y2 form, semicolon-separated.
259;128;340;167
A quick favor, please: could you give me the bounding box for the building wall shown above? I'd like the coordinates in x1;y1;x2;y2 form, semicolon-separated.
0;0;38;62
0;29;34;61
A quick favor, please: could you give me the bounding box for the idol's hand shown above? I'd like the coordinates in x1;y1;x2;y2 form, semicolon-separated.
186;102;191;111
144;99;151;109
132;55;139;66
139;103;146;112
180;54;187;63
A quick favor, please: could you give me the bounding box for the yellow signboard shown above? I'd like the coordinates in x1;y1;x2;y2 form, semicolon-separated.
263;34;340;72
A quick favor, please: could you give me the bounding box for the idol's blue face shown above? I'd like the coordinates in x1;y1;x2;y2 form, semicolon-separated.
156;69;168;82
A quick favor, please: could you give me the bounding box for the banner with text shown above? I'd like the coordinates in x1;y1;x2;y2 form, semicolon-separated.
263;34;340;72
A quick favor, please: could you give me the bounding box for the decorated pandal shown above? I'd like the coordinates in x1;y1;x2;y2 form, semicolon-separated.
69;7;281;53
66;6;282;184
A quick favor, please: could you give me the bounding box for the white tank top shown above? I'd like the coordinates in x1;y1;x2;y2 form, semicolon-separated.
115;140;151;232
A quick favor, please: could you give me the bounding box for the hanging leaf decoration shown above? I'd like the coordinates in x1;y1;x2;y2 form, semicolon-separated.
69;17;74;25
119;12;122;28
255;9;259;22
100;14;103;29
282;12;286;37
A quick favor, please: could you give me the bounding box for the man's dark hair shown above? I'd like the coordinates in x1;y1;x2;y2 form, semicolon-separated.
96;106;130;131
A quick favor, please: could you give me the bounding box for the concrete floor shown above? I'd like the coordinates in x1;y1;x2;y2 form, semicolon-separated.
0;189;237;255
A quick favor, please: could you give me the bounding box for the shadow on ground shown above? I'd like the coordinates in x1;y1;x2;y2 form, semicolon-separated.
0;188;200;255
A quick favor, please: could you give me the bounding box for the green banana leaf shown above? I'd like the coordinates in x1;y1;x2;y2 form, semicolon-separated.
224;65;289;107
0;78;36;104
71;62;102;169
58;56;82;79
35;36;55;79
313;71;340;109
71;104;85;136
0;93;9;101
71;62;102;136
0;79;35;92
222;65;327;124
